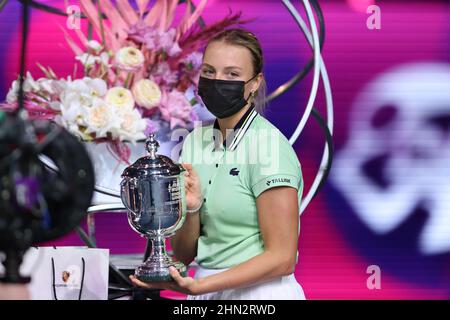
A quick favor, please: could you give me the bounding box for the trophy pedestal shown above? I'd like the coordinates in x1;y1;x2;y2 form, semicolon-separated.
136;260;187;282
135;236;187;282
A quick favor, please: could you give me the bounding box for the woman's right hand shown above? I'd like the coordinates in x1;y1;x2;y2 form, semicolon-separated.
182;163;202;211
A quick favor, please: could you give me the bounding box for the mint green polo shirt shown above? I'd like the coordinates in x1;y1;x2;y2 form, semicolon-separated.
179;106;303;269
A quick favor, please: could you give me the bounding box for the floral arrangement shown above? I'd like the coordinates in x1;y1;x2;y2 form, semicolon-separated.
1;0;243;161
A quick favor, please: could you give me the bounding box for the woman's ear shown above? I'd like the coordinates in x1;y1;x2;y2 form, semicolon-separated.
251;73;263;93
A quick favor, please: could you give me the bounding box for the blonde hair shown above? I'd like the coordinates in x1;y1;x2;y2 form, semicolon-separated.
206;28;267;114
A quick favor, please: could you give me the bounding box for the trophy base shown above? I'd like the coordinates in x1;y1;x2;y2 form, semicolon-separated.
135;260;187;282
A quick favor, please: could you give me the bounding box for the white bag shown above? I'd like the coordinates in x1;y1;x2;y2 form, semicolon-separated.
1;246;109;300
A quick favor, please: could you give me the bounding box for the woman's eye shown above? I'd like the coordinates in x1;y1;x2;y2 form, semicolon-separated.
226;72;240;79
202;69;214;76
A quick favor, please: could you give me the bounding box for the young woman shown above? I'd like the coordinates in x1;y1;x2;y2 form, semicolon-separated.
130;29;305;300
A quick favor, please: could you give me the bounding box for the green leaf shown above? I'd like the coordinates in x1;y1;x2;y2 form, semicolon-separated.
189;97;197;106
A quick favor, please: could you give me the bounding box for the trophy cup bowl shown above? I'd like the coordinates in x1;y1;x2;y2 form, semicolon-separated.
120;134;187;282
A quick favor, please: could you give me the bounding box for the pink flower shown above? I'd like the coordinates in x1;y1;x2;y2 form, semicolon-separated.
183;52;203;71
150;62;179;88
159;90;196;129
127;22;151;44
157;29;182;56
127;24;182;57
144;118;159;136
182;52;203;84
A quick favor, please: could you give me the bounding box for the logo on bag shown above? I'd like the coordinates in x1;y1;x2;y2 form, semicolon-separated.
62;271;71;283
57;265;81;289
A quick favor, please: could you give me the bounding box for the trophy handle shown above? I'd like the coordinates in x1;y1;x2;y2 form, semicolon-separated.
177;163;186;173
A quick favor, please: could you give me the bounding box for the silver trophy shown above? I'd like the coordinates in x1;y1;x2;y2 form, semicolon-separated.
120;134;187;282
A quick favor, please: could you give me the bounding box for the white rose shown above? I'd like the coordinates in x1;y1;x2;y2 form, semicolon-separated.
115;47;145;71
111;108;147;142
85;98;121;138
105;87;135;111
88;103;109;130
132;79;161;109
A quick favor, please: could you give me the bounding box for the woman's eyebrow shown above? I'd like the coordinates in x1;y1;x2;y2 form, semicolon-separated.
201;64;242;71
224;66;243;71
201;63;215;69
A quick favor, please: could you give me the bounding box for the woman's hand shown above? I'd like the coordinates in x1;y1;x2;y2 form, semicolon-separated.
129;267;204;295
182;163;202;211
0;284;30;300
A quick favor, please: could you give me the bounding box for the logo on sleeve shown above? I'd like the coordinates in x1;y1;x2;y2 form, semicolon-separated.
266;178;291;186
229;168;239;176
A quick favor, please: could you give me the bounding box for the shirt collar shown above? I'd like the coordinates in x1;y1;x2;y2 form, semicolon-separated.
212;105;258;152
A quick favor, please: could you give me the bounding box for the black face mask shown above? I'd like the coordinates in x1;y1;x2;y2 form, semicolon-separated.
197;75;257;119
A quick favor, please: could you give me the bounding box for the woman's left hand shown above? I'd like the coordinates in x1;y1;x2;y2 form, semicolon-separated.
129;266;204;296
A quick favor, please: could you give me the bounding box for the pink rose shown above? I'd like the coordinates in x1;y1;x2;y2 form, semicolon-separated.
159;90;196;129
